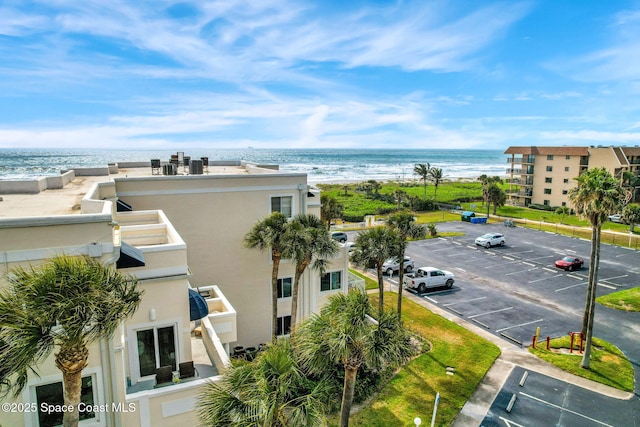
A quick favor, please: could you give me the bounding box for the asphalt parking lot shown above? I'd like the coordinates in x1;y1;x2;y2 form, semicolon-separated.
346;221;640;425
398;222;640;350
482;366;637;426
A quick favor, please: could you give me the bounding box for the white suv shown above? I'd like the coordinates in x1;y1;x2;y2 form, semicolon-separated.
382;256;415;276
475;233;505;248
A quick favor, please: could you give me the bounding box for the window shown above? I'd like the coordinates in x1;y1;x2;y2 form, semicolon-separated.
36;376;96;427
277;277;292;298
562;202;567;206
136;325;177;377
547;155;554;160
545;177;552;183
321;271;342;291
562;190;568;195
271;196;293;217
563;178;569;184
543;200;550;206
565;167;569;172
544;188;552;194
276;315;291;336
566;155;571;160
546;166;553;172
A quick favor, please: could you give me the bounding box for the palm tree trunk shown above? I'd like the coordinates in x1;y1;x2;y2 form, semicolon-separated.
581;226;601;369
340;366;359;427
55;343;89;427
582;226;599;336
290;261;309;328
397;258;404;319
376;265;384;318
272;255;281;342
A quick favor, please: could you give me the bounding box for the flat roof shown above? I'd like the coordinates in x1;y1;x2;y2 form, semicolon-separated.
0;164;257;218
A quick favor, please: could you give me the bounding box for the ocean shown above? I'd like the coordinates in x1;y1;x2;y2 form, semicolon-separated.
0;148;506;183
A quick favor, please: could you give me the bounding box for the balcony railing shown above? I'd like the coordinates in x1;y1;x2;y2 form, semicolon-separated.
507;156;535;164
506;168;534;175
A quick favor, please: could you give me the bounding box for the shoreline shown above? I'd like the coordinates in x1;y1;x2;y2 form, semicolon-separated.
309;176;491;186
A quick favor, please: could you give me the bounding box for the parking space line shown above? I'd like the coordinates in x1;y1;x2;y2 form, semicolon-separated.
454;267;466;272
600;274;628;281
522;261;536;267
498;416;526;427
529;255;555;261
423;296;438;304
503;256;515;261
597;283;617;290
443;296;487;307
542;267;557;273
566;274;583;280
468;307;513;319
496;318;543;333
519;392;614;427
555;282;585;292
528;274;562;284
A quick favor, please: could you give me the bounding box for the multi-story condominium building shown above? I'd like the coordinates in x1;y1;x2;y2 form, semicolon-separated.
0;158;352;427
505;145;640;207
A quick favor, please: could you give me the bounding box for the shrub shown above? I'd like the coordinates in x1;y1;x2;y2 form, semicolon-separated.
529;203;555;211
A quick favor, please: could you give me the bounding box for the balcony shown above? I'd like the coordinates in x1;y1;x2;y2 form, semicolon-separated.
506;168;534;175
125;285;235;395
507;156;535;164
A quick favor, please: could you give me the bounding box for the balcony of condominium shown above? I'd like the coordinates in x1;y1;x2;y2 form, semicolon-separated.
506;155;535;164
506;166;535;175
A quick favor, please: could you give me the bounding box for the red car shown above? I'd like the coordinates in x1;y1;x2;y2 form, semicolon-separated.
555;256;584;271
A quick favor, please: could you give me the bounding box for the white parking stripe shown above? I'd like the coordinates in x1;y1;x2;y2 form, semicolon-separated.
543;267;557;273
600;274;628;281
423;296;438;304
468;307;513;319
597;283;617;290
529;275;562;284
503;256;515;261
522;261;536;267
566;274;583;280
555;282;586;292
455;267;466;272
498;417;526;427
519;392;615;427
496;318;544;333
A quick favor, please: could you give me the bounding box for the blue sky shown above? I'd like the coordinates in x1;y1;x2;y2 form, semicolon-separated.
2;0;640;150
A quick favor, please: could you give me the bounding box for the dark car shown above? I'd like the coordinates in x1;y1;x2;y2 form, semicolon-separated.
331;232;348;243
555;256;584;271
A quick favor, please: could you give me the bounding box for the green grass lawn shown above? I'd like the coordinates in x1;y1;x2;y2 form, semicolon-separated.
339;293;500;427
528;336;634;392
349;268;378;290
597;287;640;311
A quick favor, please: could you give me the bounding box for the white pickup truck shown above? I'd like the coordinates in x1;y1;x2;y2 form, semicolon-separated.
403;267;455;293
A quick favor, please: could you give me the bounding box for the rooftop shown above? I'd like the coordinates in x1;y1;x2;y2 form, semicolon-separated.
0;161;281;218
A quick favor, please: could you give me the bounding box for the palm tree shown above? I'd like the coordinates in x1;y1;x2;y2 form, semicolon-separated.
386;212;427;318
568;168;626;369
478;176;504;216
350;227;401;317
555;206;571;224
428;167;443;203
622;204;640;233
414;163;431;199
197;339;333;426
293;290;415;427
0;255;142;427
245;212;289;341
320;193;344;230
622;171;640;202
487;183;507;215
393;189;407;210
283;214;339;327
